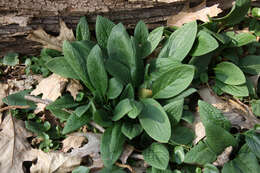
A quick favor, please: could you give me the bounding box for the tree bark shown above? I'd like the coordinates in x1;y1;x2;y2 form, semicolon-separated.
1;0;256;57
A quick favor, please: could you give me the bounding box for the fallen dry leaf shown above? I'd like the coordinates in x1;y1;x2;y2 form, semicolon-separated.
192;112;206;145
31;74;68;113
27;20;75;51
66;79;83;100
198;87;260;129
0;114;34;173
213;146;233;167
62;133;87;152
0;82;9;107
167;1;222;27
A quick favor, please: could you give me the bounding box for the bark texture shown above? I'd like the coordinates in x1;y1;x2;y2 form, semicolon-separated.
1;0;255;56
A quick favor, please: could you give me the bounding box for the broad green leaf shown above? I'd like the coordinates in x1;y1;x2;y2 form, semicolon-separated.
63;41;94;91
74;104;91;117
239;55;260;75
181;111;195;124
134;20;149;51
101;123;125;167
107;23;142;86
141;27;164;58
46;95;79;109
198;100;231;130
205;122;237;154
213;0;251;27
93;109;113;127
120;83;134;100
2;90;35;108
139;99;171;143
252;7;260;17
164;88;197;104
128;100;143;119
216;80;249;97
168;21;197;61
87;45;108;97
62;114;90;134
112;99;132;121
25;121;49;135
45;57;80;79
152;65;195;99
49;109;70;122
214;62;246;85
222;152;260;173
169;126;194;145
173;146;185;165
152;167;173;173
245;130;260;159
251;100;260;117
225;32;256;47
143;143;169;170
105;58;131;85
96;15;115;48
164;99;184;125
121;122;143;140
203;164;219;173
76;17;90;41
184;141;217;165
72;166;90;173
221;49;239;64
3;52;19;66
107;78;123;99
190;30;219;57
150;58;181;81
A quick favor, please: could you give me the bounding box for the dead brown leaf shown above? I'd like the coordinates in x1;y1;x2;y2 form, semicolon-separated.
62;133;87;152
213;146;233;167
167;1;222;27
0;82;9;108
192;112;206;145
30;74;68;113
0;114;34;173
66;79;83;100
27;20;75;51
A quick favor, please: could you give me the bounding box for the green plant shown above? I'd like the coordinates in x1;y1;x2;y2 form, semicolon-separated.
2;0;260;172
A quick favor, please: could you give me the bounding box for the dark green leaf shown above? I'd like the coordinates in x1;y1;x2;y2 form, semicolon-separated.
128;100;143;119
46;95;79;110
49;109;70;122
120;83;134;100
164;88;197;103
112;99;132;121
214;62;246;85
245;130;260;159
251;100;260;117
134;20;149;48
143;142;169;170
225;31;256;47
216;80;249;97
99;166;126;173
184;141;217;165
2;90;35;108
139;98;171;143
152;65;195;99
93;109;113;127
25;121;48;135
87;45;108;97
167;21;197;61
164;99;184;125
76;17;90;41
45;57;80;79
213;0;251;27
107;78;123;99
74;104;91;117
173;146;185;165
96;16;115;48
203;164;219;173
62;114;90;134
101;123;125;167
121;122;143;140
169;126;194;145
239;55;260;75
190;30;219;57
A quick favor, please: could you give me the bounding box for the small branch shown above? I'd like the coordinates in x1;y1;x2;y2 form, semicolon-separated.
130;154;144;160
24;95;52;105
115;162;135;173
89;121;105;133
0;105;30;112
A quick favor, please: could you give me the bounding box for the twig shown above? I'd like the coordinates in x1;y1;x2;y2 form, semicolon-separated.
115;162;135;173
89;121;105;133
130;153;144;160
0;105;30;112
24;95;52;105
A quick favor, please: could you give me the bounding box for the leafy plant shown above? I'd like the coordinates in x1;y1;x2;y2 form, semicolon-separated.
2;0;260;172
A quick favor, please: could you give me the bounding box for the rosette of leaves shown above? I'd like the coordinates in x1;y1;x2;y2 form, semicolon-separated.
43;15;197;170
